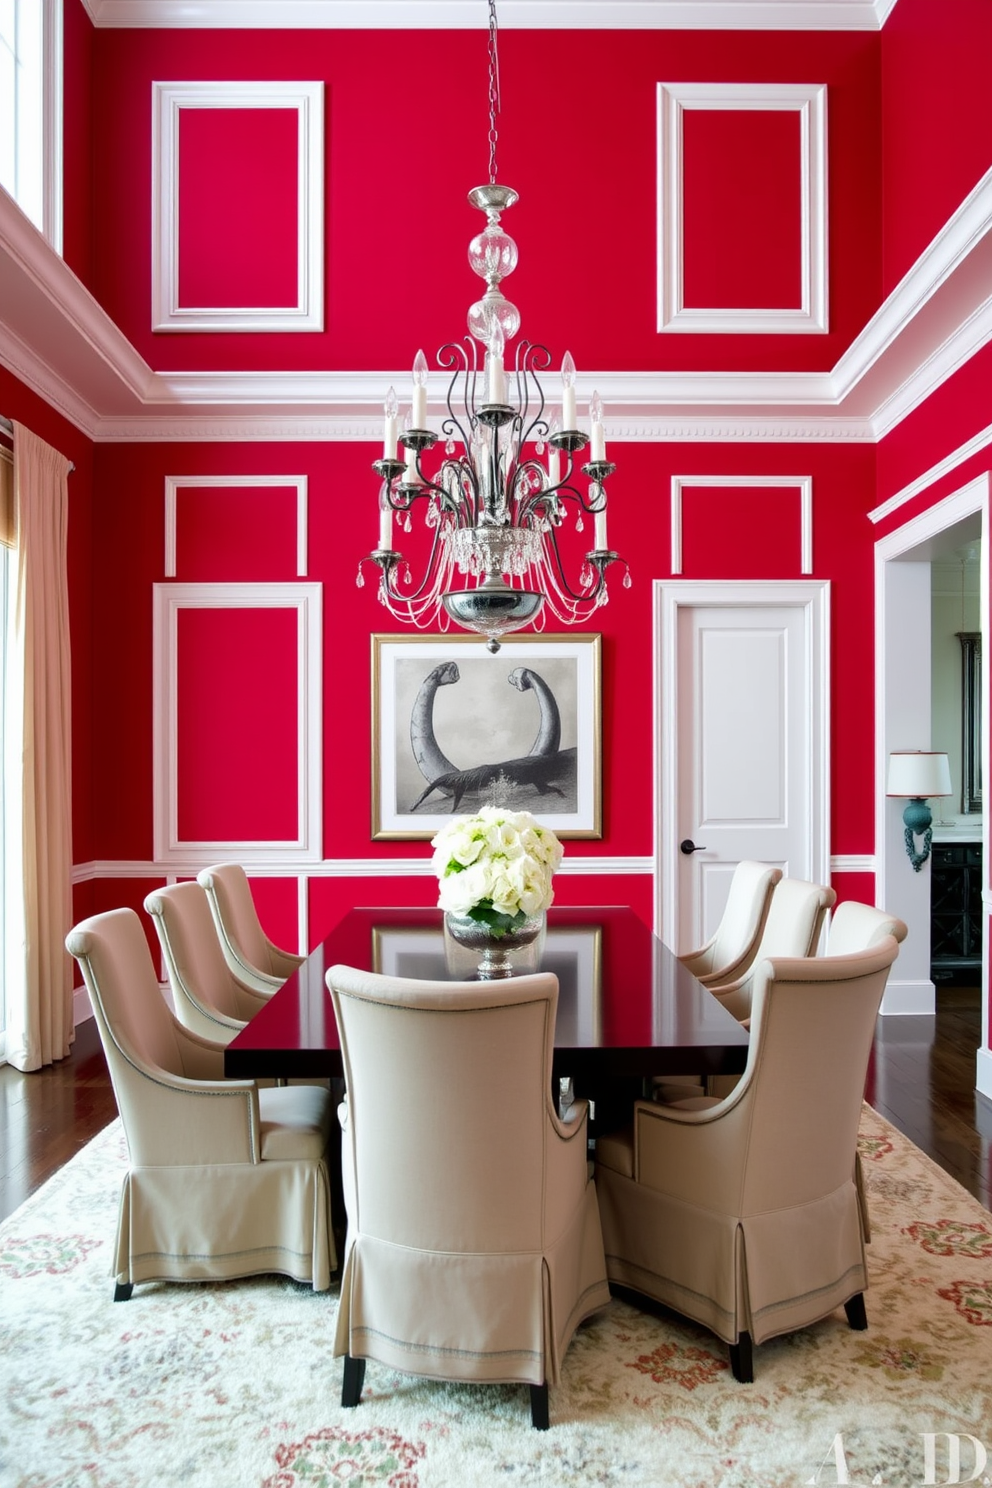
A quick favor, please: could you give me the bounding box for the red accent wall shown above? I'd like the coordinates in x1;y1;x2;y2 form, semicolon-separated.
875;343;992;531
89;435;877;881
881;0;992;296
682;109;802;311
86;25;881;376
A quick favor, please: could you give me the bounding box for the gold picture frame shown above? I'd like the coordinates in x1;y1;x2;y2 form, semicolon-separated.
371;632;602;840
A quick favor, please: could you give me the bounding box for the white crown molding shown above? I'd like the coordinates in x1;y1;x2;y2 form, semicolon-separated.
3;132;990;445
671;474;813;573
78;1;895;31
152;81;324;332
70;854;656;879
152;582;323;864
164;474;308;575
836;165;992;420
657;82;828;335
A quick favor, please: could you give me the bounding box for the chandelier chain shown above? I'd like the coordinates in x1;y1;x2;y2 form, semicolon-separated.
487;0;501;185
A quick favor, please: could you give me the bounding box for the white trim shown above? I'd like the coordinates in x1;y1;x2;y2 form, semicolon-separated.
879;979;940;1016
164;475;308;577
79;1;897;30
671;474;813;574
874;474;989;1019
977;1047;992;1104
42;0;63;254
657;82;828;335
870;422;992;525
151;81;324;332
152;582;323;864
830;854;874;873
653;579;831;943
73;984;93;1024
70;854;655;881
297;874;308;957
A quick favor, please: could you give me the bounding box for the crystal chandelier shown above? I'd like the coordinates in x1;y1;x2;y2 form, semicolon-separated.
358;0;628;653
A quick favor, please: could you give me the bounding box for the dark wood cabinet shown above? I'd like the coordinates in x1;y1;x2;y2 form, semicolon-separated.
930;841;983;983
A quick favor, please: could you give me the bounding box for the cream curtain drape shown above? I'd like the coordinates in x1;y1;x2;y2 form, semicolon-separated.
3;422;74;1071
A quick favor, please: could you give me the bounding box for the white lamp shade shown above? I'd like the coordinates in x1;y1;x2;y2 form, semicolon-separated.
886;750;952;798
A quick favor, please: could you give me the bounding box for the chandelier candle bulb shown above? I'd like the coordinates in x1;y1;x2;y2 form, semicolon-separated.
379;500;393;552
590;391;606;462
562;352;577;430
487;351;507;406
411;350;429;428
383;386;399;460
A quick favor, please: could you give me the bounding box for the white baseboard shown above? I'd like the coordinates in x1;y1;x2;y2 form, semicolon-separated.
976;1046;992;1103
878;978;936;1016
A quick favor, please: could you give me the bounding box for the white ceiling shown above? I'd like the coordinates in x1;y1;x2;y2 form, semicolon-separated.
79;0;898;32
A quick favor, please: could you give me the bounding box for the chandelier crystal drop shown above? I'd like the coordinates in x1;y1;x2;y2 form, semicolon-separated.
358;0;627;652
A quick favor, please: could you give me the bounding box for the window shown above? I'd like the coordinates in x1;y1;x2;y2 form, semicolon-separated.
0;0;62;249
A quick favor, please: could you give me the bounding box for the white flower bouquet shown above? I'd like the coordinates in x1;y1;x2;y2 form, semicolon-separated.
431;807;564;938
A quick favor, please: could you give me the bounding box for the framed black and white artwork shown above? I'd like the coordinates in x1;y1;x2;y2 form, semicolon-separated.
371;633;602;839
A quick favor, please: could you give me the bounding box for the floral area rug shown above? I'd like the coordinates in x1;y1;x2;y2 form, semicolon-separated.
1;1108;991;1488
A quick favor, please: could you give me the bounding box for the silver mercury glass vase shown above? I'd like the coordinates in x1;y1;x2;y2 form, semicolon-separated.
443;909;546;980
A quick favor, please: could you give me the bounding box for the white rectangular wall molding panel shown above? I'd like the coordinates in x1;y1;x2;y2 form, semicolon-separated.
164;474;308;576
671;474;814;573
657;81;828;334
152;80;324;332
153;582;323;864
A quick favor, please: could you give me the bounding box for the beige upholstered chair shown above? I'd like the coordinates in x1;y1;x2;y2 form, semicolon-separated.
655;875;836;1104
144;881;272;1043
197;863;303;995
326;963;612;1429
596;935;902;1381
66;908;336;1300
826;899;908;956
707;876;837;1026
825;901;908;1241
678;860;783;985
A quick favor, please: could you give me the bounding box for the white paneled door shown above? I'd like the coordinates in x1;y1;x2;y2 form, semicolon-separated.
655;582;830;954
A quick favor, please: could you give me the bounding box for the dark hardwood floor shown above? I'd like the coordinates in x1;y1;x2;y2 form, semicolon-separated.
1;989;990;1224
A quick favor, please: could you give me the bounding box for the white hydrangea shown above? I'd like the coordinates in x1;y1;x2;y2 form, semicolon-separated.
430;806;563;926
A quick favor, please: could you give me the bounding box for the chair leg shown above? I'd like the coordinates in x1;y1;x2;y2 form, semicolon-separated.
729;1331;753;1383
341;1355;366;1408
530;1382;550;1430
113;1282;133;1302
844;1292;868;1331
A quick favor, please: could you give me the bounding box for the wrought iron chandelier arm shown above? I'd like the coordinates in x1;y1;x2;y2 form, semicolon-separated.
376;522;450;604
541;525;613;603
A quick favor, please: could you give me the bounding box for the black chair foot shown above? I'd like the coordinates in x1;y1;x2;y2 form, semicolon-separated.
113;1282;133;1302
729;1331;753;1383
341;1355;366;1407
844;1292;868;1330
530;1382;549;1430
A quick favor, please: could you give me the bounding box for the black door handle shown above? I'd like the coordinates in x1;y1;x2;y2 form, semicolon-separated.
680;839;708;855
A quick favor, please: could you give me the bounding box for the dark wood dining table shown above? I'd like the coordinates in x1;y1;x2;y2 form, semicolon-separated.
224;905;750;1093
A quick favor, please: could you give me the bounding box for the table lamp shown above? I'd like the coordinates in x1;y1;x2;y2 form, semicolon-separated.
886;750;953;872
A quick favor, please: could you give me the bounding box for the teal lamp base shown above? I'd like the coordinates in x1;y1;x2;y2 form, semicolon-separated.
902;797;934;872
